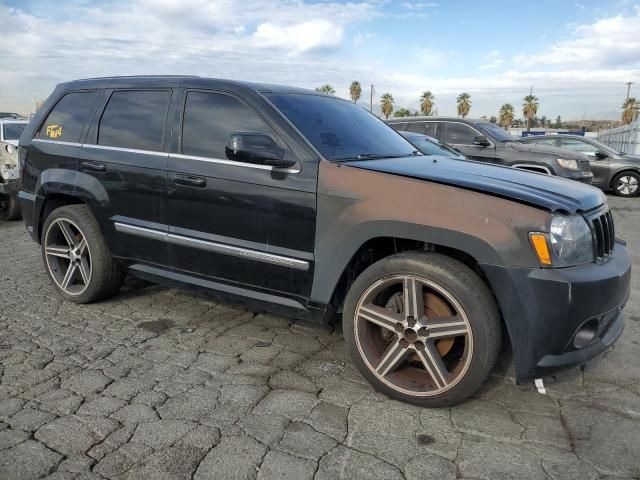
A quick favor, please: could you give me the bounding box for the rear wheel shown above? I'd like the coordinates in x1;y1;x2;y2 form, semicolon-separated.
0;193;21;221
612;171;639;197
343;252;501;407
42;204;124;303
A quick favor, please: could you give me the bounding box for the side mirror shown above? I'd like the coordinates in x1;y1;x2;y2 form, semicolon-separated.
595;150;608;159
473;135;491;147
225;133;295;168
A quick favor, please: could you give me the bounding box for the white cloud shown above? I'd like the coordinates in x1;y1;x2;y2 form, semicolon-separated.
478;50;504;70
400;2;438;9
515;6;640;67
253;20;343;53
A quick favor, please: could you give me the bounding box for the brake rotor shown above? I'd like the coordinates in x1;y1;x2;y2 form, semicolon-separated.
424;292;455;356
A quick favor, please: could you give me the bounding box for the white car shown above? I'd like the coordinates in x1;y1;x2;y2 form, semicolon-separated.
0;119;28;220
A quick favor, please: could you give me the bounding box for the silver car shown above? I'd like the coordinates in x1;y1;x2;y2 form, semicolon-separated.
0;119;28;220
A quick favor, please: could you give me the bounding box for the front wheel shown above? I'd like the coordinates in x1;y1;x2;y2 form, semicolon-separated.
612;171;640;197
41;204;125;303
343;252;501;407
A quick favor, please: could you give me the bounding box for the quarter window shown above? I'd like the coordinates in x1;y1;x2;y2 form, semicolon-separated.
442;122;476;145
182;92;274;159
98;90;171;151
407;121;437;137
37;91;98;143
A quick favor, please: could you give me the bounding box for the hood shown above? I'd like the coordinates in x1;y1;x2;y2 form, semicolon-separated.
343;156;605;213
508;141;586;160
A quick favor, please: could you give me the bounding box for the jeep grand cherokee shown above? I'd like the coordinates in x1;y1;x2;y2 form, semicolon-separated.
17;76;630;406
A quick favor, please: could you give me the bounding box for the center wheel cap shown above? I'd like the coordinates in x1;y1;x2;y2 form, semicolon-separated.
403;328;418;343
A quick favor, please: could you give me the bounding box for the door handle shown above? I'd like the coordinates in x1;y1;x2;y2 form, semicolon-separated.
174;176;206;188
80;161;106;173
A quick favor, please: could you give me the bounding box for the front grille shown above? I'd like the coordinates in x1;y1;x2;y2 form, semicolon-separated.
590;210;615;261
579;159;591;174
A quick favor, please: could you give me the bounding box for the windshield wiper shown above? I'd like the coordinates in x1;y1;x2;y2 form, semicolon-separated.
334;151;420;162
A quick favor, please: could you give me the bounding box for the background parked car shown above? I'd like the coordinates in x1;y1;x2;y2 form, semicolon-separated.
0;118;28;220
387;117;593;184
399;131;466;159
520;134;640;197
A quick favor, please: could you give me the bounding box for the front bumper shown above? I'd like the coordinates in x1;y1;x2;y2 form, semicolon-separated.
481;241;631;383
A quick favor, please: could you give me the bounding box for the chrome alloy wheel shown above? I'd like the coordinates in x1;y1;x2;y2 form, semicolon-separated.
44;217;92;295
617;175;639;196
354;275;473;397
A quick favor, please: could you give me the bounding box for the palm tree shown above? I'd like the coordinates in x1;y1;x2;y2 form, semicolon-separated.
622;97;640;124
456;93;471;118
380;93;394;119
394;107;411;117
316;84;336;95
522;94;539;132
419;91;435;116
349;81;362;103
498;103;515;129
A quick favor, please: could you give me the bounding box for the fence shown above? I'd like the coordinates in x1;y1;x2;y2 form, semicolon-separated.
597;120;640;155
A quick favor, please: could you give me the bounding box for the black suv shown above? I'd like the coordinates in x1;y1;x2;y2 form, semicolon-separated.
388;117;593;183
18;77;630;406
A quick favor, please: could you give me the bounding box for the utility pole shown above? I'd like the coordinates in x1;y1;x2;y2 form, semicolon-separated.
625;82;633;100
370;85;375;113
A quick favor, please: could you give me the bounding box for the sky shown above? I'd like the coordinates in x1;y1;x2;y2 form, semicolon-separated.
1;0;639;120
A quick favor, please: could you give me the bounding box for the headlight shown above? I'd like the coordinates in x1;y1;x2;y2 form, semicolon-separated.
556;158;579;170
529;214;593;267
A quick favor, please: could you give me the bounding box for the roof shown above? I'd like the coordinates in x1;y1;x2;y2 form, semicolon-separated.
0;118;29;124
521;134;590;141
387;116;488;124
58;75;323;96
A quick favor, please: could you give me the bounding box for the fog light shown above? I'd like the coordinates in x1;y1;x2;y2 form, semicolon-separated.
573;318;599;349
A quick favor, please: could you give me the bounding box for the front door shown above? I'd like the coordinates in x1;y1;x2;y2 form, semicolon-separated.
558;137;610;186
167;90;316;301
440;121;497;163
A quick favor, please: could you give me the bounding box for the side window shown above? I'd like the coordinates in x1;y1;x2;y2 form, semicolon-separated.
389;122;406;131
559;138;598;155
98;90;171;152
407;121;437;137
182;91;274;159
442;122;477;145
37;91;98;142
534;138;557;147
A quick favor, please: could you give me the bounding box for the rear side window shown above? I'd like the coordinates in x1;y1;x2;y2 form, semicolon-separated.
442;122;476;145
407;121;437;137
38;91;98;142
529;137;557;147
181;91;274;158
389;122;406;131
98;90;171;152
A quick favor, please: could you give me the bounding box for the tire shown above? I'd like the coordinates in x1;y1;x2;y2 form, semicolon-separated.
0;193;21;221
41;204;125;303
612;171;640;197
343;252;501;407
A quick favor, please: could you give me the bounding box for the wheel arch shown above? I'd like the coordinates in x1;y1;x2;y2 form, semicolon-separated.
610;168;640;188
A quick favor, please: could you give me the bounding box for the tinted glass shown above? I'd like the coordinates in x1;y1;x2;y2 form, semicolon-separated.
3;123;27;140
476;122;516;142
182;92;274;158
267;93;417;160
559;138;598;155
401;132;463;158
528;137;557;146
38;91;98;142
98;90;171;151
388;122;407;131
407;121;437;137
442;122;477;145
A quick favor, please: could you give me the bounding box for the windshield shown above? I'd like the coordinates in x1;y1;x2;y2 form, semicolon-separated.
401;132;464;158
2;123;27;141
266;93;418;161
476;122;516;142
585;138;621;155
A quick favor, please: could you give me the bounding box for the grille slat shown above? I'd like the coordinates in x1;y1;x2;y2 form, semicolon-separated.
590;210;615;261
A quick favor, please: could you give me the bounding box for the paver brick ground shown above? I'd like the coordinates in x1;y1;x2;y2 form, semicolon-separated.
0;195;639;479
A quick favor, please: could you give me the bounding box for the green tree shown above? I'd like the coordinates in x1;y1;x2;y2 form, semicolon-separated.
523;94;539;132
394;107;411;117
419;91;435;116
554;115;562;128
489;116;497;124
456;93;471;118
349;81;362;103
622;97;640;124
315;84;336;94
498;103;515;129
380;93;395;119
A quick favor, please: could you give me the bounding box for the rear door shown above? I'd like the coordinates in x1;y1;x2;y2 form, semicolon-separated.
79;89;172;265
441;121;496;163
166;89;316;299
558;137;610;186
407;121;439;138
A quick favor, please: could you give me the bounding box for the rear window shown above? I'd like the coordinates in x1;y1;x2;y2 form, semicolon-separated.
98;90;171;152
38;91;98;143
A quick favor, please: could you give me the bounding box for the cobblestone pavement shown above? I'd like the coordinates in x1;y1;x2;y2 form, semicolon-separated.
0;196;639;480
